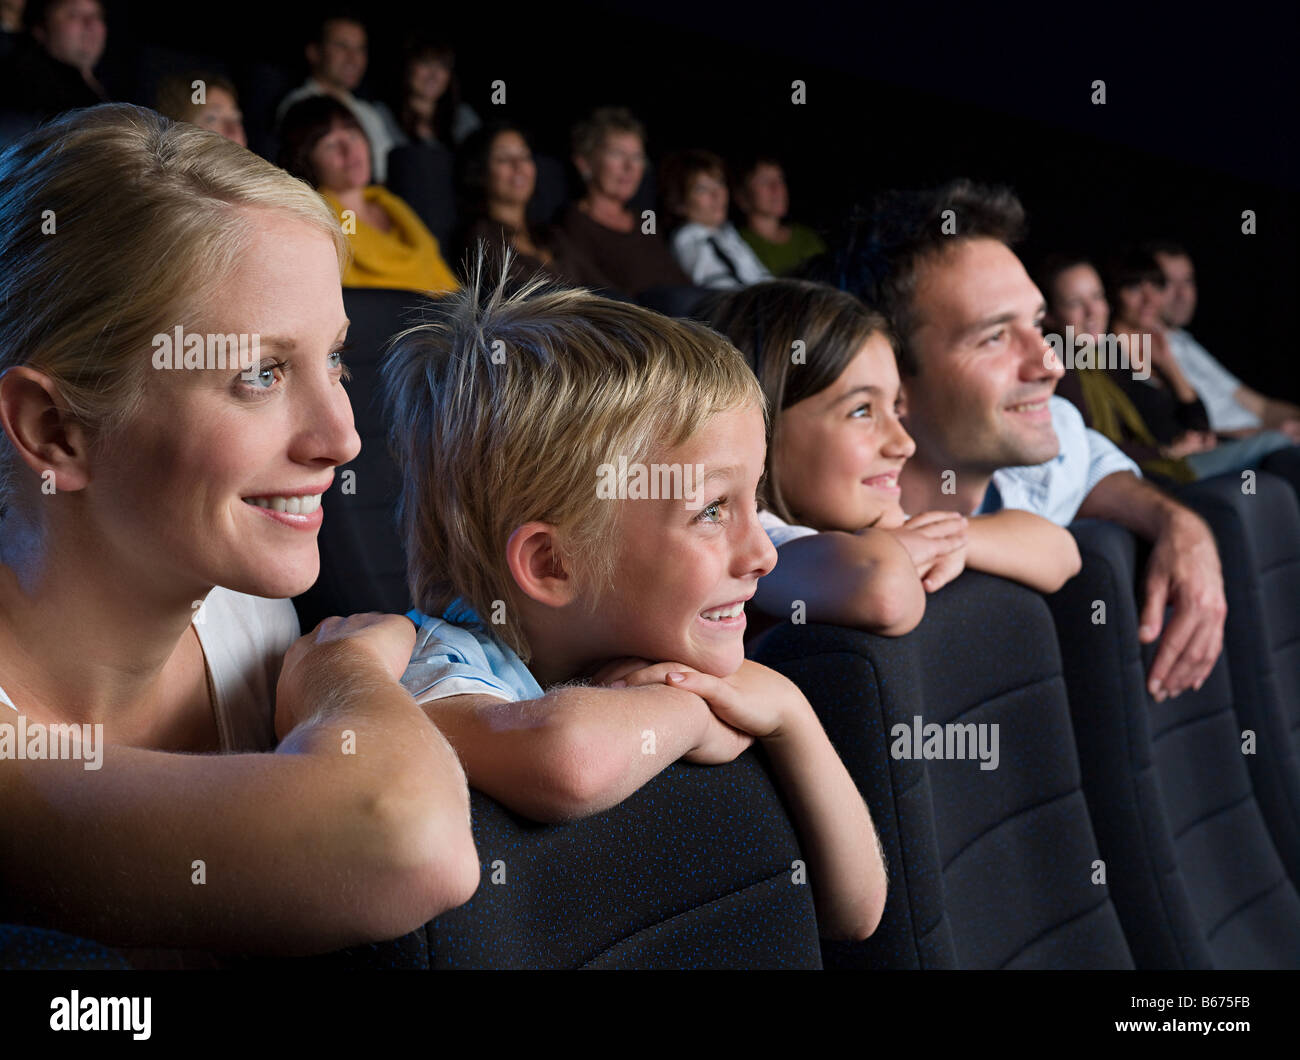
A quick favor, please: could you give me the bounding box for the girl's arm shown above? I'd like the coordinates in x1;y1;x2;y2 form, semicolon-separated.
751;528;926;635
966;510;1082;593
0;615;480;956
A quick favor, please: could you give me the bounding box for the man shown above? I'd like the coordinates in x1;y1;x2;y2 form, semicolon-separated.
817;180;1225;702
0;0;107;119
276;13;403;182
1150;239;1300;442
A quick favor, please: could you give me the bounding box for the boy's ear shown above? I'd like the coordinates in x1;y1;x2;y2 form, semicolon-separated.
0;366;92;494
506;521;578;608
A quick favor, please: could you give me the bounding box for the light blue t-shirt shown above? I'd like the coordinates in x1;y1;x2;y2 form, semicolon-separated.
402;602;543;704
978;396;1141;525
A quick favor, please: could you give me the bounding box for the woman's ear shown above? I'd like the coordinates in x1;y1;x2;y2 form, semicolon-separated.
505;521;579;608
573;154;591;183
0;366;92;493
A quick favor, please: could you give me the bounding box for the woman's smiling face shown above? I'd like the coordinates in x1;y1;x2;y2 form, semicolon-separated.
84;209;361;602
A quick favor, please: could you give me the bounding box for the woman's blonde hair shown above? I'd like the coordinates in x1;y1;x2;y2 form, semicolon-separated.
383;252;763;662
0;103;348;516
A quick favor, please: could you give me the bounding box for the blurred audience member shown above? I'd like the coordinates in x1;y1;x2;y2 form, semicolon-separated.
395;42;480;147
734;156;826;275
557;106;690;299
1150;239;1300;442
1;0;24;56
155;71;246;148
276;12;403;182
662;149;769;289
1041;254;1195;483
280;95;457;293
1;0;107;118
456;123;610;288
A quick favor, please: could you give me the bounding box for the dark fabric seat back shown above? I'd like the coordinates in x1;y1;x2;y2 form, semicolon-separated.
751;570;1134;969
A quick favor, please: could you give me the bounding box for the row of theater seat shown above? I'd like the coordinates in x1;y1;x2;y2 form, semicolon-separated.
5;286;1299;969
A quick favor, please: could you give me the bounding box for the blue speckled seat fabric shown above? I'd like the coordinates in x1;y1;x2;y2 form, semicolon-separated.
427;751;821;968
1052;498;1300;969
0;925;131;969
751;570;1132;969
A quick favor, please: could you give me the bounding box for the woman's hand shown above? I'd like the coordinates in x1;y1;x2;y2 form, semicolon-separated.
275;613;418;739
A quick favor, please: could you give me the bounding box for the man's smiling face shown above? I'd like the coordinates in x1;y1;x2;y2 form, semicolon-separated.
901;237;1064;477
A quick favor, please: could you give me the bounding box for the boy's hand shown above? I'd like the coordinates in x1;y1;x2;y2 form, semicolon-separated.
605;661;754;764
663;660;810;742
586;657;654;687
275;613;418;739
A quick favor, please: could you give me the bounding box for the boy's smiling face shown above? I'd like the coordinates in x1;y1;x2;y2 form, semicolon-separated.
589;402;776;677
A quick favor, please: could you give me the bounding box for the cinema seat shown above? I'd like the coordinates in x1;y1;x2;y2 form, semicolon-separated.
386;141;457;249
0;925;131;970
750;570;1133;969
1045;520;1213;968
1051;509;1300;968
292;287;439;630
1174;471;1300;886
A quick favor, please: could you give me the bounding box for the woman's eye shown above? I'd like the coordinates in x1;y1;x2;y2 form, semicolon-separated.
850;403;873;419
240;361;284;391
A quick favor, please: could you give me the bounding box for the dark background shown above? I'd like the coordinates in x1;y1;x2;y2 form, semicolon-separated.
96;0;1297;400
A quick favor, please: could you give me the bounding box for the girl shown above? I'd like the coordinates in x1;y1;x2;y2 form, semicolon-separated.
706;279;1081;633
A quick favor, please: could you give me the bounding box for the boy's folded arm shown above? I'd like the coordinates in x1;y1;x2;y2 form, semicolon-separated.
751;529;924;634
419;683;710;823
760;698;888;941
0;676;479;956
966;510;1083;593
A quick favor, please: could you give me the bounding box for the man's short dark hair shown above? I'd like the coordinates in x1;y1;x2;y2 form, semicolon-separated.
312;10;366;47
805;179;1026;376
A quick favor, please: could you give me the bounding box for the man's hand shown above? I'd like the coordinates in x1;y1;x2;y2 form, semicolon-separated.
882;510;968;591
1278;418;1300;444
1139;509;1226;700
1161;430;1217;458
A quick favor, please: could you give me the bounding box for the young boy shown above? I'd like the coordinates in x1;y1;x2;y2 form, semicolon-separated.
381;262;886;940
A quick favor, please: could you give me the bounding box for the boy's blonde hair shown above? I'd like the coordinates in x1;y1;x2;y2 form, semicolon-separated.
0;103;348;517
383;256;763;662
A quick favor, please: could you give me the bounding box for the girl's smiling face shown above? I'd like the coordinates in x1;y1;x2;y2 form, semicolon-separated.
772;334;915;532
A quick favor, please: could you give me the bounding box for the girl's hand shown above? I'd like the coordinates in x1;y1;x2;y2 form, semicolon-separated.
882;511;967;590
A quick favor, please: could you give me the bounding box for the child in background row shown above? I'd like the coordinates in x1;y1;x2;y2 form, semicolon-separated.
383;261;887;940
663;149;770;290
706;279;1081;634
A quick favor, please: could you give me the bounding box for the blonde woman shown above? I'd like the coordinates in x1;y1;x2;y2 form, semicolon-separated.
0;104;477;963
